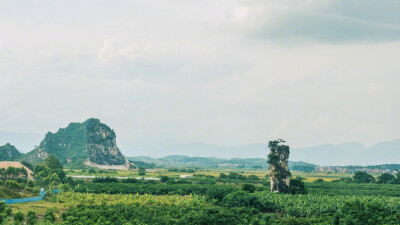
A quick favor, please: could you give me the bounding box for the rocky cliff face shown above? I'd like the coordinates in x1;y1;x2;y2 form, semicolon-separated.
23;118;128;167
86;119;126;165
0;143;22;161
268;139;291;193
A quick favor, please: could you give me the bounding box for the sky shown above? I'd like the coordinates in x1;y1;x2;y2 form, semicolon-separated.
0;0;399;155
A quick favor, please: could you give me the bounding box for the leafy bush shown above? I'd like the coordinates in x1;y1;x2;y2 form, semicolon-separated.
290;178;307;194
44;209;56;222
27;211;38;225
313;178;324;183
247;175;259;181
223;191;265;211
121;178;139;183
92;177;118;183
14;211;24;223
241;183;256;193
160;176;169;183
5;180;22;189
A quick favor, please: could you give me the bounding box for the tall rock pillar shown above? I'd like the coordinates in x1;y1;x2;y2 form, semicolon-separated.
268;139;291;193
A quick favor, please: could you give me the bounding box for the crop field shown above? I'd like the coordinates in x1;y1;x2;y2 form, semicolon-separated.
4;165;400;224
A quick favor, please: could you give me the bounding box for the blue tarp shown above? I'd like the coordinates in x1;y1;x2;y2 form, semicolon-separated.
0;188;59;204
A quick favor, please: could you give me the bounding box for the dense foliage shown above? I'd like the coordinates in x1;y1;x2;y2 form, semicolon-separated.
33;155;66;186
0;166;27;178
306;181;400;196
353;171;375;183
74;182;237;201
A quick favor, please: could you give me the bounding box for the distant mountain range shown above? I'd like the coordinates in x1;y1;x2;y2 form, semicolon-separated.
128;139;400;166
1;125;399;166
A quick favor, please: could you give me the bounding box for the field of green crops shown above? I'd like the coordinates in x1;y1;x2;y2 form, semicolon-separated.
4;168;400;224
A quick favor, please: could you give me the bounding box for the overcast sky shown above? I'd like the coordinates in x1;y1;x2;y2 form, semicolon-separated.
0;0;399;154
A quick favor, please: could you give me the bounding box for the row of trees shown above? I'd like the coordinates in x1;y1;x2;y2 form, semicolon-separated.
0;167;27;178
353;171;400;184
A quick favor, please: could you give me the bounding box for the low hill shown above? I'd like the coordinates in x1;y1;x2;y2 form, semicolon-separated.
0;143;22;161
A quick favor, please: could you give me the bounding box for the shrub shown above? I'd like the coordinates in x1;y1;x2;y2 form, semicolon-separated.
121;178;139;183
26;179;34;188
290;178;307;194
241;183;256;193
222;191;265;211
5;208;12;216
5;180;21;189
93;177;118;183
44;209;56;222
313;179;324;183
247;175;259;181
160;176;169;183
27;211;38;225
14;212;24;223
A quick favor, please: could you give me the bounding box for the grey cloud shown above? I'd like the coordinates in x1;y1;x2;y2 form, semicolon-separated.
235;0;400;42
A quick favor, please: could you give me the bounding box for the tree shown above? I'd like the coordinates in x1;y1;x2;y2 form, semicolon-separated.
353;171;375;183
138;167;146;176
377;173;395;184
44;154;63;170
219;173;227;179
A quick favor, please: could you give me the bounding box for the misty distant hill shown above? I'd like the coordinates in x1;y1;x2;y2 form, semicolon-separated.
150;139;400;166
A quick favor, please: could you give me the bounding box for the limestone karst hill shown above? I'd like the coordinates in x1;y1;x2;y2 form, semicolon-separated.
21;118;130;169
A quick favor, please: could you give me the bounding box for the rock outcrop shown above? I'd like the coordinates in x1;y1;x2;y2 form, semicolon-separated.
268;139;291;193
23;118;129;168
0;143;22;161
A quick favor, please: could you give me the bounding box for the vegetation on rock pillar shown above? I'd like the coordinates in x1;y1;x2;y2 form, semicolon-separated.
44;154;63;170
267;139;291;193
